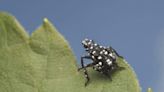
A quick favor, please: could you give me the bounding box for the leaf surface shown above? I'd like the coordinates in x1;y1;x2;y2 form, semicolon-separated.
0;12;141;92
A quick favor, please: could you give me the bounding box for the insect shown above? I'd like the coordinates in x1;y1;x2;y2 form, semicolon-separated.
78;38;124;86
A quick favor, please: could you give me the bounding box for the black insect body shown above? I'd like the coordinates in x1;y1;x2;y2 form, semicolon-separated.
78;38;123;86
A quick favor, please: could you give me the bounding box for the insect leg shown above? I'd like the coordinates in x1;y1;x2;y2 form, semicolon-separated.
84;69;90;86
110;46;124;58
78;55;91;70
79;55;92;86
78;63;95;71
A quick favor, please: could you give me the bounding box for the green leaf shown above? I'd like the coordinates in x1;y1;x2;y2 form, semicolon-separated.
0;12;141;92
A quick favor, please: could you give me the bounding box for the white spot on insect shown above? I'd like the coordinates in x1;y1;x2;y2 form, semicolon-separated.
99;62;102;65
106;59;110;62
109;53;116;59
90;46;93;49
98;66;102;69
104;51;108;55
106;59;112;65
92;51;96;54
98;56;102;60
92;55;95;59
109;53;113;57
96;64;99;66
88;42;91;44
108;61;112;65
100;51;103;54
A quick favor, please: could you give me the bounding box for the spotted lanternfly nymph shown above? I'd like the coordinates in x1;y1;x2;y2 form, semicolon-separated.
78;38;124;86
